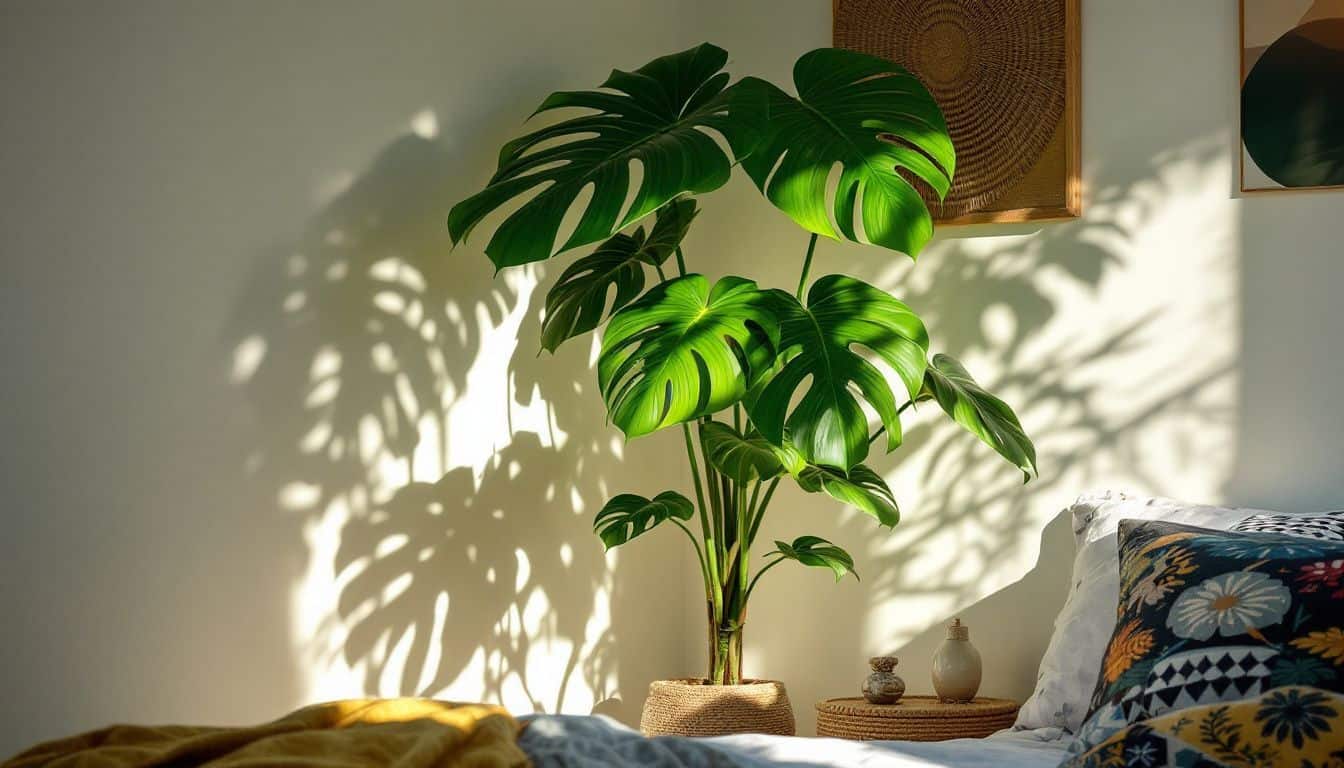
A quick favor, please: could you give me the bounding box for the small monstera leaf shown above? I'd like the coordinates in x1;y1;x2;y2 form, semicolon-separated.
449;44;752;269
749;275;928;471
599;275;778;438
773;535;858;581
699;421;799;483
593;491;694;549
735;48;954;258
922;353;1037;482
795;464;899;527
540;199;698;352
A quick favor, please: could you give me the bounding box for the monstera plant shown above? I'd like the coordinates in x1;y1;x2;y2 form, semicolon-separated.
449;44;1036;687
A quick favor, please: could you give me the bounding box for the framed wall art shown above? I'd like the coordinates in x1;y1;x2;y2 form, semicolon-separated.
1240;0;1344;193
833;0;1082;225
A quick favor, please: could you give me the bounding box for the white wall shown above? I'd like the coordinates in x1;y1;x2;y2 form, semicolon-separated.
1;0;1340;754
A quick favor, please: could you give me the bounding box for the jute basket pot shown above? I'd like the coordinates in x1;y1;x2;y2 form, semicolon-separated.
640;678;796;737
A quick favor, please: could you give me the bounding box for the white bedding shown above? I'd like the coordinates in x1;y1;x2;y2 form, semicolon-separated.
520;715;1072;767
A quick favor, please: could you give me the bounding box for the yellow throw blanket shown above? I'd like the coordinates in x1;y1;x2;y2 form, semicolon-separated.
2;699;529;768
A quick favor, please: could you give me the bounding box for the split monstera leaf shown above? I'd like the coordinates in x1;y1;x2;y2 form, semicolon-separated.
448;42;1036;681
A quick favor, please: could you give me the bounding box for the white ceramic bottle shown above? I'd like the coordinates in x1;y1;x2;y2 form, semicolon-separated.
931;618;982;703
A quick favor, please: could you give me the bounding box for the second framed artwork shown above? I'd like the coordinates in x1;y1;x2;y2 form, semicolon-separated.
1240;0;1344;193
833;0;1081;225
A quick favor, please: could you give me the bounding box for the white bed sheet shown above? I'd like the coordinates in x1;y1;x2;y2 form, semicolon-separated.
520;715;1072;768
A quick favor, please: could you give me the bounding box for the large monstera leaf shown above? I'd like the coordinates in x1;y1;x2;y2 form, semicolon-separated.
772;536;858;582
736;48;954;258
599;275;778;438
749;275;929;471
700;421;799;483
795;464;899;527
449;44;751;269
540;199;697;352
922;353;1037;482
593;491;694;549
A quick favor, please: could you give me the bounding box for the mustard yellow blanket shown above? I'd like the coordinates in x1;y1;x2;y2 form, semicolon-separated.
2;699;528;768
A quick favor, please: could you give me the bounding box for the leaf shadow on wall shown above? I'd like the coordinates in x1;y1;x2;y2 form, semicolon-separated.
732;135;1237;724
229;130;671;720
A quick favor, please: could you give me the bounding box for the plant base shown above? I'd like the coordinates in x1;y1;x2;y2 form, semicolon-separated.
639;678;795;737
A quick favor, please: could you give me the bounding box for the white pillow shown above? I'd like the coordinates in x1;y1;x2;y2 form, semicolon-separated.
1013;491;1275;733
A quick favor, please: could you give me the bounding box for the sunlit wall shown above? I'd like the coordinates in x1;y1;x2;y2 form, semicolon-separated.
1;0;1340;754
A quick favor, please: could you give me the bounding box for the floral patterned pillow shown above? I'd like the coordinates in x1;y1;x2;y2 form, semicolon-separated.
1062;686;1344;767
1065;519;1344;760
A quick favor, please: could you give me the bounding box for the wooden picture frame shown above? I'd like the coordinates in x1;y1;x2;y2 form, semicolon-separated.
833;0;1082;226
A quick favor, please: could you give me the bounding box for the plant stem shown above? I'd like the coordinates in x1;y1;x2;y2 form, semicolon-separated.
681;424;711;541
745;555;785;603
653;261;668;281
746;477;780;546
868;399;919;445
698;419;725;573
705;535;723;624
672;519;711;594
745;480;761;534
796;233;819;300
675;246;687;277
737;478;749;616
720;474;732;559
713;628;730;684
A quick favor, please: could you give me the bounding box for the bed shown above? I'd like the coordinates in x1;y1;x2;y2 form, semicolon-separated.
11;493;1342;768
520;715;1071;767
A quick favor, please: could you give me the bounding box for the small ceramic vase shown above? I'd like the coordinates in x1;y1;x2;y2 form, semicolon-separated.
932;618;982;703
862;656;905;704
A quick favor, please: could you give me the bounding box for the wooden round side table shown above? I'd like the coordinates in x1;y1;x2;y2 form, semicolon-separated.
815;696;1019;741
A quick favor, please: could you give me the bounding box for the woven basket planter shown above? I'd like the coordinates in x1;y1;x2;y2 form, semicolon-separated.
640;678;795;737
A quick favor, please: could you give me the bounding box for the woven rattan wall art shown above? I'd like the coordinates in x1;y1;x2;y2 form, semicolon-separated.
834;0;1081;225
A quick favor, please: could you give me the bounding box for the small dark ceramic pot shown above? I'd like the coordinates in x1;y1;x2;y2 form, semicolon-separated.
862;656;906;704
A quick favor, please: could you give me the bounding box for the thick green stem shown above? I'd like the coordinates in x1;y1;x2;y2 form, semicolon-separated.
697;420;725;572
675;246;687;277
681;424;711;542
707;609;744;685
737;478;749;610
705;536;723;623
796;233;819;300
725;627;742;684
653;261;668;281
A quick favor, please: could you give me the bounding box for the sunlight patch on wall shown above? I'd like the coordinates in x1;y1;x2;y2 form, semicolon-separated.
862;132;1240;653
284;262;614;715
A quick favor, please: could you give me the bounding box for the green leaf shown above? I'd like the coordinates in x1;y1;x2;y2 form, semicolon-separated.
599;274;778;438
748;275;928;470
540;199;698;352
735;48;954;259
449;44;753;269
700;421;787;483
795;464;899;527
773;535;858;581
593;491;694;549
921;353;1037;482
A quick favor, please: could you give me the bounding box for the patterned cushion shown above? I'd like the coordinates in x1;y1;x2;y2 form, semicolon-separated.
1234;509;1344;541
1016;492;1279;733
1066;519;1344;760
1062;686;1344;767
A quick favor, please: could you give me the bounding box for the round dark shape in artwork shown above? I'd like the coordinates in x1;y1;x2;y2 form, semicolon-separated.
1242;19;1344;188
